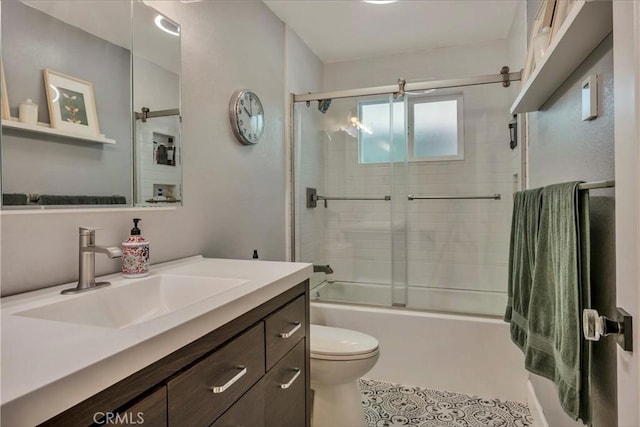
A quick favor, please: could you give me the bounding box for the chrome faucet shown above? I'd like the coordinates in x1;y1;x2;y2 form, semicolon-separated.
61;227;123;295
313;264;334;274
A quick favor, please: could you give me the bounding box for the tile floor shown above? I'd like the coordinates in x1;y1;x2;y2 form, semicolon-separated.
359;378;534;427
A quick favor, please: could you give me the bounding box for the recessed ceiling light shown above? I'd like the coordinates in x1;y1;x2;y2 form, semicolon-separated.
363;0;398;4
154;14;180;37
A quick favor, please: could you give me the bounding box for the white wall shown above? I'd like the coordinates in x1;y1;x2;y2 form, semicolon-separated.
613;2;640;426
286;27;327;286
323;40;514;91
314;40;518;315
1;1;288;296
527;35;616;427
508;0;527;193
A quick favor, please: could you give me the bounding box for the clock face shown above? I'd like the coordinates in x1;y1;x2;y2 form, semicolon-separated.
230;90;264;145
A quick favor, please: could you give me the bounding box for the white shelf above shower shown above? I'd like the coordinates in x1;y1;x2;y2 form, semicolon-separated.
2;118;116;144
510;0;613;114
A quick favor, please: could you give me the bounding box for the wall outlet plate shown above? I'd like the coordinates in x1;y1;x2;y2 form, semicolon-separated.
581;74;598;121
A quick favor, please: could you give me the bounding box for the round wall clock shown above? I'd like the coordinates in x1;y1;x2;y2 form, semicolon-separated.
229;89;265;145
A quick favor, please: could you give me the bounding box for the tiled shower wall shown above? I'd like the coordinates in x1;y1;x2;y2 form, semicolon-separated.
319;84;514;314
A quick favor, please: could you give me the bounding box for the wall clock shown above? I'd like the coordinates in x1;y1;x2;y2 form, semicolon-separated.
229;89;265;145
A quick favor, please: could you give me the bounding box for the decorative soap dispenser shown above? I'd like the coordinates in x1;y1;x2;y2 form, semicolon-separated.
122;218;150;278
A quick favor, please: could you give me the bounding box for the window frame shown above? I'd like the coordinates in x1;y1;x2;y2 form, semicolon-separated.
407;93;464;162
357;93;464;164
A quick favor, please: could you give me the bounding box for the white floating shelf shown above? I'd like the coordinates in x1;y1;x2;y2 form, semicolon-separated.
510;0;613;114
2;118;116;144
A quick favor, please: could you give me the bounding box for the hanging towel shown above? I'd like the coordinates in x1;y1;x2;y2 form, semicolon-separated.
505;182;591;424
505;187;543;339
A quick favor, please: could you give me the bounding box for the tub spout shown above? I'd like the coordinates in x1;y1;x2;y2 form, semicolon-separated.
313;264;334;274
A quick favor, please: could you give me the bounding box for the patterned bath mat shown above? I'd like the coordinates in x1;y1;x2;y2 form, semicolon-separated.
359;378;533;427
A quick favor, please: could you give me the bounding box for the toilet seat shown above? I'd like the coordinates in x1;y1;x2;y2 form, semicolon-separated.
311;324;379;361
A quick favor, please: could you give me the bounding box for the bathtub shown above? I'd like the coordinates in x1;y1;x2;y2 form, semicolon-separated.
310;300;529;403
312;280;508;317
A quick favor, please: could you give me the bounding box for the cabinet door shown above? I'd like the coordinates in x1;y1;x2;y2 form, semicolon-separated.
264;340;306;427
211;380;265;427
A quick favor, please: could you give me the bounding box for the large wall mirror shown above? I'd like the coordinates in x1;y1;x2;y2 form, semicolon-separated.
0;0;182;209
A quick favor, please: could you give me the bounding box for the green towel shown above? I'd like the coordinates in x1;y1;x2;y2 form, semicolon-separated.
506;182;591;424
505;187;543;331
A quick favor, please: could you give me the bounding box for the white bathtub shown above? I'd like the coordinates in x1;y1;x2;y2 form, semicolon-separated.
312;280;508;316
310;300;529;403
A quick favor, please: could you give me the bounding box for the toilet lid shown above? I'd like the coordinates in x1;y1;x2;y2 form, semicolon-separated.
310;324;379;357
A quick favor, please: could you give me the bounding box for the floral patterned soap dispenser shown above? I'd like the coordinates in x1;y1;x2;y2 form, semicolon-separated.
122;218;150;278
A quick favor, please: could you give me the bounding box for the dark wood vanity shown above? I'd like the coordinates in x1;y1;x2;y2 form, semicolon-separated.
39;281;310;427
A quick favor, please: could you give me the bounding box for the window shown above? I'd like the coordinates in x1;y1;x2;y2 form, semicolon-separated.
358;94;463;164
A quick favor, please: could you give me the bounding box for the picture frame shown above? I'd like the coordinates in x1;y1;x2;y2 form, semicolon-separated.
1;61;10;120
521;0;556;83
550;0;575;42
43;69;100;135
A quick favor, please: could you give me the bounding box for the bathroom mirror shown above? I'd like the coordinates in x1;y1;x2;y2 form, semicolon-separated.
132;1;182;206
0;0;182;209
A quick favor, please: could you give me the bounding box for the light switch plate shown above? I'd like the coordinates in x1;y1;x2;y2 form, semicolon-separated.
582;74;598;121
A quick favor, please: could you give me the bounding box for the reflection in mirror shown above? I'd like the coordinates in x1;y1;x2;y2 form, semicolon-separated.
1;0;133;209
0;1;182;209
133;1;182;206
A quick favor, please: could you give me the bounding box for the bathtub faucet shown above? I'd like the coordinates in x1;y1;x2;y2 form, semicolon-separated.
313;264;334;274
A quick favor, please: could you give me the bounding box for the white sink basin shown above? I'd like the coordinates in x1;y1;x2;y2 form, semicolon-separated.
15;274;248;328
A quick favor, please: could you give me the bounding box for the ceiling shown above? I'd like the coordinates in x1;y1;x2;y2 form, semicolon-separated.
264;0;523;64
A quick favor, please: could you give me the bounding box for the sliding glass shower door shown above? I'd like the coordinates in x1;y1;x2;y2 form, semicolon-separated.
293;79;516;316
293;93;409;307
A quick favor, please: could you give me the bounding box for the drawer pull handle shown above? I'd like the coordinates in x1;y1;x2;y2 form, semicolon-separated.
280;322;302;338
210;366;247;394
280;368;301;389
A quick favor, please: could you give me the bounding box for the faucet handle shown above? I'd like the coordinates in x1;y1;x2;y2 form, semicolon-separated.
79;226;102;235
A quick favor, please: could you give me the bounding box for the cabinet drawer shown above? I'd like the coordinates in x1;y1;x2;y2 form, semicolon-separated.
168;323;265;427
264;340;306;427
119;387;167;427
265;295;306;370
211;380;265;427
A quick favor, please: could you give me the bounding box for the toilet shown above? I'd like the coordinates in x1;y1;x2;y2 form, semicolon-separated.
310;324;380;427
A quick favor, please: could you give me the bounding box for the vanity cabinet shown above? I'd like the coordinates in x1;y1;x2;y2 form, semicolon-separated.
264;339;306;427
117;387;167;427
39;281;310;427
168;323;266;426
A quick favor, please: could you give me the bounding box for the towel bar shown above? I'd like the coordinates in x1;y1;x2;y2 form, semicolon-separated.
583;307;633;351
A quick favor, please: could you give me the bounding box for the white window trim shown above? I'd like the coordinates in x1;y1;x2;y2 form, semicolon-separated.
357;93;464;164
407;93;464;162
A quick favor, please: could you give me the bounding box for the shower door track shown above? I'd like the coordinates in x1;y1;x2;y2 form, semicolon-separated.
293;67;521;103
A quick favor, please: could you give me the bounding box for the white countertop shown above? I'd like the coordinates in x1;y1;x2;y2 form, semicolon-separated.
0;256;312;425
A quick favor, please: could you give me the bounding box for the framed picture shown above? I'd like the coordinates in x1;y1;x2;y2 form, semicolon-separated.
522;0;556;83
43;69;100;135
1;61;10;120
550;0;576;42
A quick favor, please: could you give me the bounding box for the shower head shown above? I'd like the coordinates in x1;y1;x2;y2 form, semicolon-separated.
318;98;332;114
